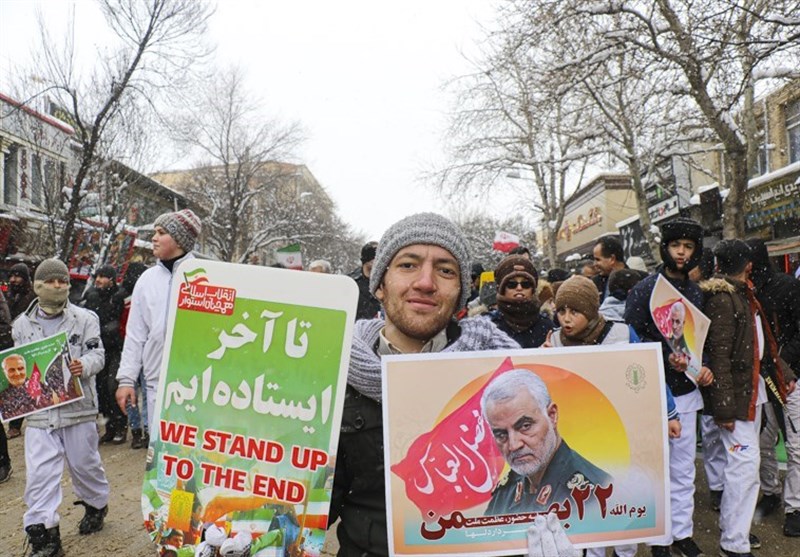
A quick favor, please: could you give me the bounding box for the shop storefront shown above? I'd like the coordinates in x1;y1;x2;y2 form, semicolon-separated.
556;173;638;266
745;163;800;274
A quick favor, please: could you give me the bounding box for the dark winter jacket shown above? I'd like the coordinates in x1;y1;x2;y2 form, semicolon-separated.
624;267;703;397
82;284;126;353
752;269;800;371
592;273;610;303
0;293;12;350
352;271;381;321
700;276;757;422
6;282;35;320
490;312;555;348
330;318;519;557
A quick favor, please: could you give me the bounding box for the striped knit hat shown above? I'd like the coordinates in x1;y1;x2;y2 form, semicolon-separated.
154;209;201;254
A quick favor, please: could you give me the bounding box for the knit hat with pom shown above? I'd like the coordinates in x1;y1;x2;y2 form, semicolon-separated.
153;209;202;254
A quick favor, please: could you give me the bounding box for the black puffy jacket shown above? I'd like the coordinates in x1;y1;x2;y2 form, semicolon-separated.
82;284;125;352
753;269;800;371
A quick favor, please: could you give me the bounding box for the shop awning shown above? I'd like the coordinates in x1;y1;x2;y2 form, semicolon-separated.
766;236;800;256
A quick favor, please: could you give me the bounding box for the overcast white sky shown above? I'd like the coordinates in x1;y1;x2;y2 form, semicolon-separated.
0;0;499;240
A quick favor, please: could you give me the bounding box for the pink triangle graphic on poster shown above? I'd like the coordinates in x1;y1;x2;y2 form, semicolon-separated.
493;231;520;253
275;242;303;269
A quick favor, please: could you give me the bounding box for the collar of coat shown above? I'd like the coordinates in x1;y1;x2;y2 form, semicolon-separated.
699;275;745;294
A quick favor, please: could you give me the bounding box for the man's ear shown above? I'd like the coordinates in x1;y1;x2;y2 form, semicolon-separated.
375;283;385;302
547;402;558;427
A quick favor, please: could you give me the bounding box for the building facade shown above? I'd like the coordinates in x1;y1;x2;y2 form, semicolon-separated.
153;162;334;266
0;92;196;278
615;145;722;264
743;80;800;272
554;173;639;266
0;92;78;262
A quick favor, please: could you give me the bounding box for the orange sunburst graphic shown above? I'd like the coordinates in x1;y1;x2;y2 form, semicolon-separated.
435;362;630;470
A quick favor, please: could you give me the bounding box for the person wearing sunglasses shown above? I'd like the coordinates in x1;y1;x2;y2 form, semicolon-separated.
490;255;555;348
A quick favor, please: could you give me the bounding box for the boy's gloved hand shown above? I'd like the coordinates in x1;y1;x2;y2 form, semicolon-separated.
527;512;581;557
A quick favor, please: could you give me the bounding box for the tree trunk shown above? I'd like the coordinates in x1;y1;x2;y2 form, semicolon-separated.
628;164;661;262
545;230;558;270
722;150;749;239
58;152;93;261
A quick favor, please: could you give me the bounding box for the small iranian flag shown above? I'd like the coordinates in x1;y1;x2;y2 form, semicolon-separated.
493;231;520;253
275;243;303;269
183;267;209;285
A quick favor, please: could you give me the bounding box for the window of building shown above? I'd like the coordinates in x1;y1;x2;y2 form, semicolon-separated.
3;145;18;205
755;144;769;176
788;99;800;164
31;153;43;207
44;158;58;210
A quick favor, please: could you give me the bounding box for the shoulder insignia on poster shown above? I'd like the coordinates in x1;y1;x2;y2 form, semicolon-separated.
536;484;552;505
493;470;510;492
567;472;590;490
514;480;524;503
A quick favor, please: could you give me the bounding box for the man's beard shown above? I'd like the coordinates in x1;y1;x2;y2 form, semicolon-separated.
507;421;558;479
383;297;457;342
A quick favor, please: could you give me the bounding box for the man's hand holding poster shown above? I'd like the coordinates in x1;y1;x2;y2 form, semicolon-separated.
0;332;82;422
143;260;357;557
382;344;669;556
649;275;711;383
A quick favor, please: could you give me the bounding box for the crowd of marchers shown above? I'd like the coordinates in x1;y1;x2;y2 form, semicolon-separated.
340;215;798;557
1;209;798;557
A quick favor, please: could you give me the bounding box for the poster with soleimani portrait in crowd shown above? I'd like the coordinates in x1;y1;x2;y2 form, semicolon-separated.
649;275;710;384
0;332;83;423
382;344;669;556
143;260;357;557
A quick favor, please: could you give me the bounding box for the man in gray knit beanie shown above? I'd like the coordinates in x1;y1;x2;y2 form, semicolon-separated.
369;212;472;311
331;212;524;557
33;258;71;316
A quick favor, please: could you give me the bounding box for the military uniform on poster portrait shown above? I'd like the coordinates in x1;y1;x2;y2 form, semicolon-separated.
484;441;612;516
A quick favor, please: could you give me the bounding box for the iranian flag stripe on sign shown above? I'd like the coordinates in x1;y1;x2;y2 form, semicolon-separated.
493;231;520;253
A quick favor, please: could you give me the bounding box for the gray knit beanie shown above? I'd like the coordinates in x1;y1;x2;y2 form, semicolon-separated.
154;209;202;254
369;213;471;308
34;258;70;283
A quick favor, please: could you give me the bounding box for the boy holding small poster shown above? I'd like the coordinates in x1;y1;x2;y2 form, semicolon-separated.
624;218;714;557
13;259;108;557
545;275;681;557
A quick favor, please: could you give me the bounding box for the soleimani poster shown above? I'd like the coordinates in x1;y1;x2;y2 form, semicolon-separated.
382;344;670;556
0;332;82;423
649;274;711;383
143;260;357;557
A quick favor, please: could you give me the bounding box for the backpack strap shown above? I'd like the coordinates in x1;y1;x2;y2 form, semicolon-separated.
595;320;615;345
